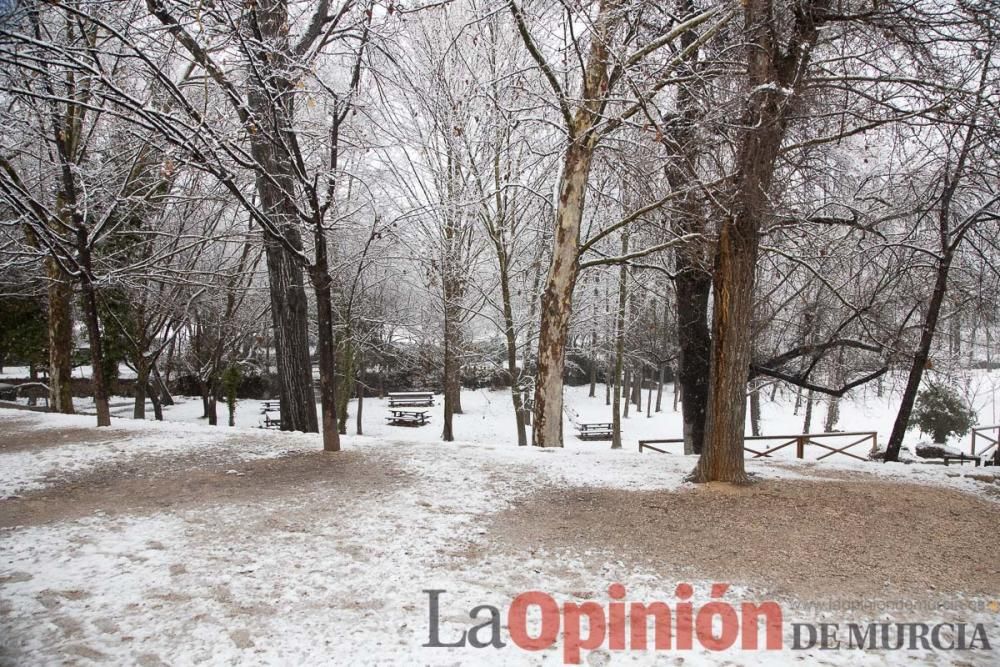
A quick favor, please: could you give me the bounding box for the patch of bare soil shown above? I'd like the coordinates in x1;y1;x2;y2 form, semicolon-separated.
0;424;129;454
482;479;1000;602
0;449;410;529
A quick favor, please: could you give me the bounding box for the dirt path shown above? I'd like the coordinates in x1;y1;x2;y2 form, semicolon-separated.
481;478;1000;604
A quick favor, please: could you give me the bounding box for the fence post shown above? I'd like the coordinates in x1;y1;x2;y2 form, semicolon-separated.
796;436;805;459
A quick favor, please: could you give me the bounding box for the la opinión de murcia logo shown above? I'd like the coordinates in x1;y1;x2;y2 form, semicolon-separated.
424;583;993;664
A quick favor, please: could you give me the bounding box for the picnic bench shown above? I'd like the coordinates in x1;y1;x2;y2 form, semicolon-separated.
577;422;613;440
260;401;281;429
386;409;430;427
388;391;434;408
942;452;981;467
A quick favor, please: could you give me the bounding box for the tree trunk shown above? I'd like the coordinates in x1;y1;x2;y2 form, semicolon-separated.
884;253;954;460
207;393;218;427
247;0;318;436
675;268;712;454
749;378;761;437
689;0;825;483
79;258;110;427
356;362;364;436
46;259;75;414
531;139;600;446
646;371;653;418
442;307;457;442
310;267;341;451
802;389;814;434
632;364;643;408
667;0;712;456
134;361;149;420
149;381;164;421
611;231;629;449
655;364;664;413
499;252;528;446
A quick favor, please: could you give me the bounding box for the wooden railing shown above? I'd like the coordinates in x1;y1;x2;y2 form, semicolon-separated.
971;425;999;464
639;431;877;462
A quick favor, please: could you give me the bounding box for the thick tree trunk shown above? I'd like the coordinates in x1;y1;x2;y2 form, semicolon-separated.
46;259;75;414
532;139;597;447
247;0;317;435
689;0;825;483
675;268;712;454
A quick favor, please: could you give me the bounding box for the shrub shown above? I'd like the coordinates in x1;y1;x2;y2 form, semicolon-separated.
910;384;977;444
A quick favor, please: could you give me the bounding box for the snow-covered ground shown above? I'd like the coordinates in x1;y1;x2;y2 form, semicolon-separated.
2;384;999;666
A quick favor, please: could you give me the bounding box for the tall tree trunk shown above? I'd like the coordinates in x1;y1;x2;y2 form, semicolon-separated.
247;0;318;435
46;259;74;414
499;251;528;446
884;253;954;460
532;138;597;447
611;230;629;449
668;0;712;456
79;251;110;427
310;266;341;451
675;269;712;454
690;0;826;484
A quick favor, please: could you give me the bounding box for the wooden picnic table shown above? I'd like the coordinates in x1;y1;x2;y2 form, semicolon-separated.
577;422;614;440
386;409;430;426
260;401;281;429
388;392;434;408
942;452;981;467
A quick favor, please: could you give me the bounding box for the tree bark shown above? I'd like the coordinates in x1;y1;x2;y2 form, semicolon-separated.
46;258;75;414
310;265;341;451
247;0;318;435
690;0;827;483
134;361;149;420
611;230;629;449
79;246;110;427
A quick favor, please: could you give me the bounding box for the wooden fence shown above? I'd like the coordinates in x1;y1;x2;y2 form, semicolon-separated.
638;431;877;462
971;425;1000;464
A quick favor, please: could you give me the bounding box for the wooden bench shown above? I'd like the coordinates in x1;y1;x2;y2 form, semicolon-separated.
577;422;613;440
16;383;50;408
386;409;430;427
388;392;434;408
942;452;981;467
260;401;281;429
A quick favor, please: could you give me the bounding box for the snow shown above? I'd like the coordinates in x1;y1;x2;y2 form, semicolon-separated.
1;384;998;665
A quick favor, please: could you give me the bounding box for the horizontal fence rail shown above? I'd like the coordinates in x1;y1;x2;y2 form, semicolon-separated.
639;431;877;463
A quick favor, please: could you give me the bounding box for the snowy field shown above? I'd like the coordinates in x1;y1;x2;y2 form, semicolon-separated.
2;384;999;666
